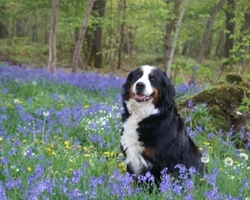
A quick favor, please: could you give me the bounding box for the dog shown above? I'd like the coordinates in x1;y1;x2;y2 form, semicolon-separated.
120;65;204;181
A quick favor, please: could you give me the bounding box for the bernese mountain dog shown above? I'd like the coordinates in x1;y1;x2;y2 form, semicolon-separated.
120;65;204;181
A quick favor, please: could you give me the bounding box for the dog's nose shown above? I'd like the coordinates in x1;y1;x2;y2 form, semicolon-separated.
136;82;145;92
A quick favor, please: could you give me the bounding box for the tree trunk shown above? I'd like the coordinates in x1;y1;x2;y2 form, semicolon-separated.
71;0;94;73
88;0;106;68
163;0;181;77
48;0;59;73
0;21;8;38
224;0;235;58
196;0;227;63
166;0;188;78
117;0;126;70
215;30;224;58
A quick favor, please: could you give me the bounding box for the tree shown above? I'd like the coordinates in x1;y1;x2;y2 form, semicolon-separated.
224;0;235;58
88;0;106;68
71;0;95;73
196;0;227;63
164;0;181;77
117;0;126;70
165;0;189;78
48;0;59;72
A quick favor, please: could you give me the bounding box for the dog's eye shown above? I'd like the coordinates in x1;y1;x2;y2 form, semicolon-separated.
149;75;155;80
136;73;142;78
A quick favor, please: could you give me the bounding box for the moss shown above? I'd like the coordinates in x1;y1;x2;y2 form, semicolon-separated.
178;81;250;148
178;84;246;131
226;73;243;84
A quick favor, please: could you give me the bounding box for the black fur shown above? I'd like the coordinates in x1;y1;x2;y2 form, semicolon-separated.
121;66;204;181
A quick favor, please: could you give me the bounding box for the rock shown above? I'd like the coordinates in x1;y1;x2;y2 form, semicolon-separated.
178;75;250;148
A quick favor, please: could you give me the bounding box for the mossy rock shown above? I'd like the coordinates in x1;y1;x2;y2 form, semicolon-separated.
179;84;245;117
178;83;250;148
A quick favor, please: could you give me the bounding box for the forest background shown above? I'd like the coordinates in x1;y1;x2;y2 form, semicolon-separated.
0;0;250;84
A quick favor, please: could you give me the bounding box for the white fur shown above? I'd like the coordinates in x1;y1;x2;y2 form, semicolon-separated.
120;98;159;175
132;65;155;96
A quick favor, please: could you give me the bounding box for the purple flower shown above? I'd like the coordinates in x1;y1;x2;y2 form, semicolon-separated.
159;169;172;193
5;178;21;190
227;127;235;138
196;126;203;133
173;183;182;195
188;99;193;108
69;188;83;199
138;171;155;185
205;186;219;200
185;116;191;124
184;193;194;200
108;170;138;198
72;170;83;183
205;168;219;187
207;132;213;140
193;66;198;71
188;167;196;175
1;157;8;165
0;182;7;200
183;179;194;191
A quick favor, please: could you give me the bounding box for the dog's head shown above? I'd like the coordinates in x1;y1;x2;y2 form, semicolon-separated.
122;65;176;111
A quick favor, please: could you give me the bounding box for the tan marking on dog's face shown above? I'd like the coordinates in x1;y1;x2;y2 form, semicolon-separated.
129;85;135;99
152;88;160;106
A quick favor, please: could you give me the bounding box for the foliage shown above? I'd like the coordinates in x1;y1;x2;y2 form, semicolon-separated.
0;0;249;74
0;65;250;199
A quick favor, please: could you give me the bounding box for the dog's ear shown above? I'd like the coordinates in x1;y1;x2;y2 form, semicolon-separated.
121;70;134;100
162;71;176;106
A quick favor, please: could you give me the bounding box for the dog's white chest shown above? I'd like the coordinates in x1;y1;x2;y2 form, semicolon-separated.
120;99;158;174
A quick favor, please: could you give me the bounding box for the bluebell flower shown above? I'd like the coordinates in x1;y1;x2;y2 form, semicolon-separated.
5;178;21;190
184;193;194;200
173;183;182;195
72;170;83;183
0;182;7;200
196;126;203;133
188;99;193;108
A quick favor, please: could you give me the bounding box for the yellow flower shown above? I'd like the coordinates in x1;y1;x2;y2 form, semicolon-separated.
224;157;234;167
203;142;211;146
51;151;56;156
104;151;116;158
0;137;3;142
65;145;71;150
64;141;70;146
83;146;88;151
27;167;32;172
84;154;91;158
239;153;249;161
118;162;126;172
84;105;90;109
46;147;51;153
69;158;74;163
22;139;27;143
200;178;205;182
